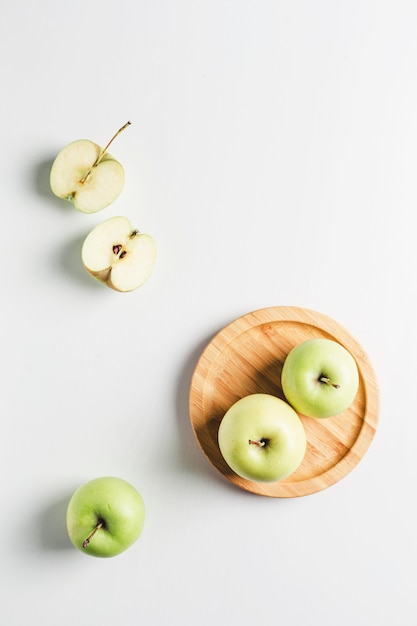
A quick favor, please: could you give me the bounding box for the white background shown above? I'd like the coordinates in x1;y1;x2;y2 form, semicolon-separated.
2;1;416;625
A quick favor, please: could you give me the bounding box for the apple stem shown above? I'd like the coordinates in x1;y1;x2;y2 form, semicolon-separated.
319;376;340;389
248;439;267;447
82;521;103;549
79;121;131;184
96;120;131;165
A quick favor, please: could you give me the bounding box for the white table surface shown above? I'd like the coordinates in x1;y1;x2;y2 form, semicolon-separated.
2;2;416;625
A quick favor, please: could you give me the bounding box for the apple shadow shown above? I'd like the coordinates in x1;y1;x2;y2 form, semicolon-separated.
175;336;210;458
32;154;72;212
175;332;224;481
57;232;98;287
33;156;55;197
37;494;74;552
176;332;240;489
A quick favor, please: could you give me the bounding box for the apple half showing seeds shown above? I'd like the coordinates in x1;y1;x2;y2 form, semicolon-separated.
50;122;130;214
66;476;145;558
81;216;156;292
218;394;307;483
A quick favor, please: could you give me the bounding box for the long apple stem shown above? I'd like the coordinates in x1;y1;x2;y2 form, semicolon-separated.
248;439;266;447
95;120;131;165
79;121;131;184
319;376;340;389
82;521;103;548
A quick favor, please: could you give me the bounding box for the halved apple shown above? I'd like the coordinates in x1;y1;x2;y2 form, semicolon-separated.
81;216;156;292
50;122;130;214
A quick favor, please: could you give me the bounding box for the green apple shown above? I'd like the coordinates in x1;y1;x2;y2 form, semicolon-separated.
218;393;306;482
81;216;156;292
66;476;145;558
50;121;130;213
281;338;359;418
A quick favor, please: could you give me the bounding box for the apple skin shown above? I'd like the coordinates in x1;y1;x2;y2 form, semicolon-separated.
218;394;306;482
281;338;359;419
66;477;145;558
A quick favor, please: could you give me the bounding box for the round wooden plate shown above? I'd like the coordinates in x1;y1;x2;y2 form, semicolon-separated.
189;306;380;497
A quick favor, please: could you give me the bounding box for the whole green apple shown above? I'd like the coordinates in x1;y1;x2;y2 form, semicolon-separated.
281;338;359;418
66;476;145;558
218;393;306;482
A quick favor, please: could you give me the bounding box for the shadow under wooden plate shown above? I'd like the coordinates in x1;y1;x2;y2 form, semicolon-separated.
189;306;380;497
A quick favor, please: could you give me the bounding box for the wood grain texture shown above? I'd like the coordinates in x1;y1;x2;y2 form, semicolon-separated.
189;306;380;497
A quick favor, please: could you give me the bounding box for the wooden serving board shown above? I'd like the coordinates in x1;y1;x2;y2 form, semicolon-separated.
189;306;380;497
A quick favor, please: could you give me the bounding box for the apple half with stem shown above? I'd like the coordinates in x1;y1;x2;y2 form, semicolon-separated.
81;216;156;292
218;393;307;482
281;338;359;418
50;121;130;213
66;476;145;558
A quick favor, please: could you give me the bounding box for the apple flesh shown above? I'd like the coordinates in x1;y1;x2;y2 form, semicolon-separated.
81;216;156;292
218;393;306;482
50;122;130;214
66;476;145;558
281;338;359;418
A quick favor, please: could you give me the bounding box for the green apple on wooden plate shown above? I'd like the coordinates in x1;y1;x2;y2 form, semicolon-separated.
281;338;359;418
66;476;145;558
218;393;307;482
